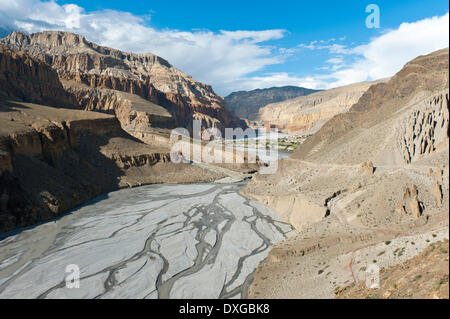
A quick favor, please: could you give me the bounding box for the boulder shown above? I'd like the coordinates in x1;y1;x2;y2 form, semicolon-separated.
432;182;443;205
409;195;422;218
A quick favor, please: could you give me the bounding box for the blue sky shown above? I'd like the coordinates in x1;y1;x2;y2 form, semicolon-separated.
0;0;448;95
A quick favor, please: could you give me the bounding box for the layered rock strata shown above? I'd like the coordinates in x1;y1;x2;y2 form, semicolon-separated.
1;31;246;134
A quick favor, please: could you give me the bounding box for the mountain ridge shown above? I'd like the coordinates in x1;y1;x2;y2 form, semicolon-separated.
224;85;320;120
0;44;224;232
258;80;386;134
0;30;246;133
243;48;449;298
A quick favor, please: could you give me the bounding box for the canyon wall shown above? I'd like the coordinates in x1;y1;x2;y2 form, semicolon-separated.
224;86;319;121
295;50;449;163
1;31;246;134
398;93;449;164
0;43;223;233
245;48;449;298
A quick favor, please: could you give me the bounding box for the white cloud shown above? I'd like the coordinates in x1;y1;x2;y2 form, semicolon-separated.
297;38;349;53
0;0;287;95
331;12;449;86
0;1;448;94
238;10;449;91
325;56;345;71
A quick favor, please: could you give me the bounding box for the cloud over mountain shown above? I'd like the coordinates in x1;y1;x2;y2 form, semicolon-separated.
0;0;448;94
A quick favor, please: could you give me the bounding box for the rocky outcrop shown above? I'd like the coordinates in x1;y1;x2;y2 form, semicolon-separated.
62;82;177;145
359;161;374;176
1;31;246;133
409;195;422;218
429;167;444;205
432;182;443;204
251;194;327;230
336;239;449;299
244;48;449;298
0;42;224;233
398;93;449;163
399;185;424;218
224;86;319;120
395;202;407;216
257;81;381;134
0;112;140;231
0;44;76;107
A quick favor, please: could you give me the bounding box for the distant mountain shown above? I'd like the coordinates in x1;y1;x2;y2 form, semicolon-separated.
244;48;449;299
224;86;320;121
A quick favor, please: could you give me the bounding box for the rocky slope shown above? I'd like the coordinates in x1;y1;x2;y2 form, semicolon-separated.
0;44;76;107
244;48;449;298
257;80;385;134
60;80;177;146
294;49;449;162
1;31;246;135
0;27;12;39
224;86;319;121
0;44;224;233
336;239;449;299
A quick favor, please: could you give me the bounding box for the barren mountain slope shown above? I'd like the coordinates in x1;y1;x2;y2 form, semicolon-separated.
0;45;223;233
1;31;246;135
0;44;76;107
224;86;319;121
294;48;449;162
244;48;449;299
336;239;449;299
258;80;385;134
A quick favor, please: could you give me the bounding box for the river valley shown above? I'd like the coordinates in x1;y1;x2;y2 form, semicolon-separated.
0;181;294;299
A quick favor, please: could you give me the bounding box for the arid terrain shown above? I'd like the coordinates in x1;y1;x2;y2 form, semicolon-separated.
225;86;319;121
257;79;388;134
0;26;448;300
336;239;449;299
1;31;246;139
244;48;449;299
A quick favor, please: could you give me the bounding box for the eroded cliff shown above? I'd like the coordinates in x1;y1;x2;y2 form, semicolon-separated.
258;80;384;134
1;31;246;135
0;44;75;107
224;86;319;121
0;43;223;233
244;48;449;298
